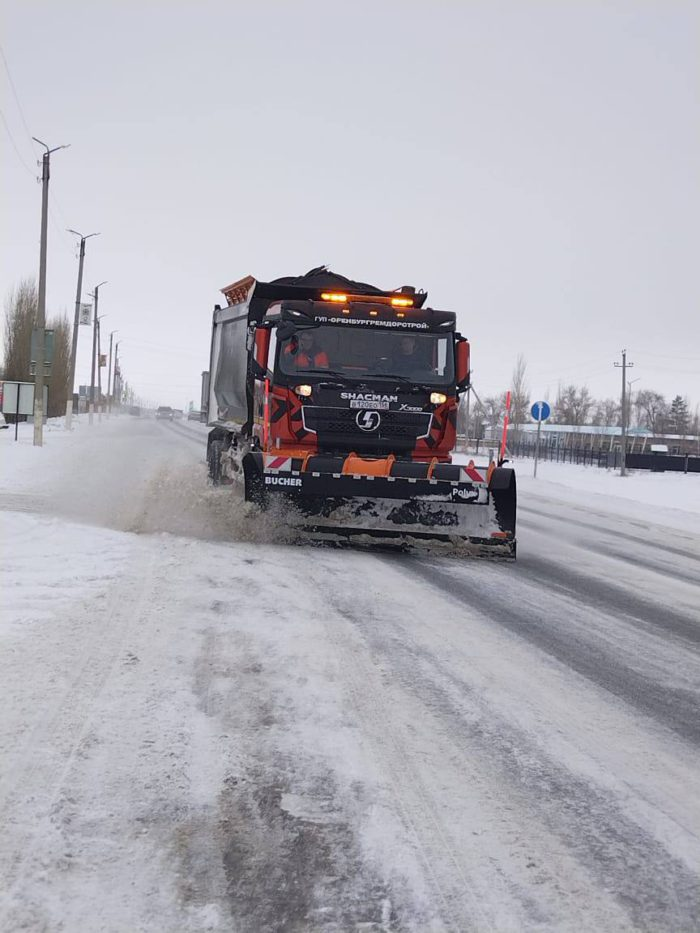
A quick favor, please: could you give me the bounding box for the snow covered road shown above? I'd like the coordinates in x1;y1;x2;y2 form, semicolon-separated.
1;417;699;931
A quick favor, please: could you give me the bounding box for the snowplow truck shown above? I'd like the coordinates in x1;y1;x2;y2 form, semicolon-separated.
205;267;516;556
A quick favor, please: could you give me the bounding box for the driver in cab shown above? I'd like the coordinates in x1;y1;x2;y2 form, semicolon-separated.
390;334;425;373
285;331;329;370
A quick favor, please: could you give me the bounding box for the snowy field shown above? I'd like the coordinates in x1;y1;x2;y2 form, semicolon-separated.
1;416;699;931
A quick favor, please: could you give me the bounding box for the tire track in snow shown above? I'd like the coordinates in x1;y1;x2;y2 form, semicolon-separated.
517;546;700;649
0;545;158;921
519;502;700;564
313;560;631;931
522;511;700;590
404;557;700;746
320;553;700;931
318;601;509;932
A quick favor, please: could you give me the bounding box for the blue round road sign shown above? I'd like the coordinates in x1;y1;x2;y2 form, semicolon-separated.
531;400;551;421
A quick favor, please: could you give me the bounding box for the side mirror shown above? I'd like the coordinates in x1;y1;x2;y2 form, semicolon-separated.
251;326;270;379
275;322;296;341
456;339;470;388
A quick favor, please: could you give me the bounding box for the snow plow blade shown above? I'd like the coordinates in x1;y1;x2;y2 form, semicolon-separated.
243;453;516;557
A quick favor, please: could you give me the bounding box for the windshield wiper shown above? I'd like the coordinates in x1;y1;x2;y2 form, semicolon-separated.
295;368;346;379
376;373;435;392
376;372;413;382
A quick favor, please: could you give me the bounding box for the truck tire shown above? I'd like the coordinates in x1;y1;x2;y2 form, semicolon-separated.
207;439;223;485
207;429;233;486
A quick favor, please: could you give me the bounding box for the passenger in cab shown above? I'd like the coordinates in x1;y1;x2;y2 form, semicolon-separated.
285;330;329;369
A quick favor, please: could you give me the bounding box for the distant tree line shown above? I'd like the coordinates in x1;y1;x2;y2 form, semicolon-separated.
2;279;72;418
464;356;698;438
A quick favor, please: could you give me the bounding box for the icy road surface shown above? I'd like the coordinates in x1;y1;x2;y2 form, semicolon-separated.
1;417;699;932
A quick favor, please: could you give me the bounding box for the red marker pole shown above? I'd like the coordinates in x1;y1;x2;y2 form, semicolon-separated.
262;378;270;451
499;390;511;465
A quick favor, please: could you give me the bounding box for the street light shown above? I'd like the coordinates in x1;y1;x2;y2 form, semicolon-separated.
66;230;100;428
96;314;107;419
88;281;107;423
107;330;118;415
31;138;69;446
113;340;122;409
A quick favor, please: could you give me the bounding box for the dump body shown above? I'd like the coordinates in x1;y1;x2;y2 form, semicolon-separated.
205;268;516;555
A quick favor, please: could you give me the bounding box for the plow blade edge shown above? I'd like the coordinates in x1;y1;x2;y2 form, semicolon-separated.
244;454;516;556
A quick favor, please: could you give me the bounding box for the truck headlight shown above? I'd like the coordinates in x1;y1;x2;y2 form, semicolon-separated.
430;392;447;405
295;384;312;397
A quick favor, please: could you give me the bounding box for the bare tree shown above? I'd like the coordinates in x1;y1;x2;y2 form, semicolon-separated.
593;397;620;427
690;405;700;438
476;394;504;438
509;354;530;441
46;312;71;418
635;390;668;433
3;282;72;418
3;279;37;381
553;384;594;425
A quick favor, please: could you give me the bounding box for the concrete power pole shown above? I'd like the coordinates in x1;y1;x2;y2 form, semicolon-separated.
89;282;107;424
31;138;69;446
614;349;634;476
107;330;118;416
97;316;104;421
66;230;99;429
113;341;121;408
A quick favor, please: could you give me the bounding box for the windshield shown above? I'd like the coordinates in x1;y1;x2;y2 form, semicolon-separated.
278;326;454;386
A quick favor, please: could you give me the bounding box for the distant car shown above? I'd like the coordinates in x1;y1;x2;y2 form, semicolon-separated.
128;405;141;417
0;413;8;430
187;410;202;422
173;409;184;420
156;406;173;420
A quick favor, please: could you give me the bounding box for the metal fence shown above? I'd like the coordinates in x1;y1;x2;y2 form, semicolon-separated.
508;441;609;467
506;441;700;472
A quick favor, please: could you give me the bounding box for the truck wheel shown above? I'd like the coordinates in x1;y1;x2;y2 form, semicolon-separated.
208;439;224;485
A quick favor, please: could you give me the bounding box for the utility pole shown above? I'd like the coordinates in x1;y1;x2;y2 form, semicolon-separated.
107;330;118;416
89;282;107;423
66;230;99;429
614;349;634;476
97;315;106;421
113;341;121;409
32;138;69;446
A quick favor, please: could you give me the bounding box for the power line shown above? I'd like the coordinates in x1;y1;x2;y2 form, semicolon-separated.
0;41;35;148
0;106;36;177
1;42;74;256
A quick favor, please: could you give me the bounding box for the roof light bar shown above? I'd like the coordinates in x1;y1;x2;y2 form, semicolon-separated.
319;293;416;307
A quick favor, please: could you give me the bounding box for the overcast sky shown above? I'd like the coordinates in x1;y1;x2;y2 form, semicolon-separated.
2;0;698;411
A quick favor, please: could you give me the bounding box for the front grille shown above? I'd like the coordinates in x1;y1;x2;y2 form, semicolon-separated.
302;406;431;439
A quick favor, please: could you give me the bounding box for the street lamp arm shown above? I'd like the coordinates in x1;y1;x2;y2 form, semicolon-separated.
67;229;100;240
32;137;70;154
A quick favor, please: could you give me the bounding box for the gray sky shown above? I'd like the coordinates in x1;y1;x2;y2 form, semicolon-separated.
2;0;699;411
